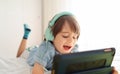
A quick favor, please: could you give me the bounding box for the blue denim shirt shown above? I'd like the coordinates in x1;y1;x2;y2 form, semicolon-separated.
27;41;79;70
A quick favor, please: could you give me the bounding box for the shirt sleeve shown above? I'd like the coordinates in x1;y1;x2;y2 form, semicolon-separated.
27;41;56;68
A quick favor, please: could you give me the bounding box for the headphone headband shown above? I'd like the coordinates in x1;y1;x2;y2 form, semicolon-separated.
49;12;73;27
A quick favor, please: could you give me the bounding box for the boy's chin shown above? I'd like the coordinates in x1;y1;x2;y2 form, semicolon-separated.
61;51;71;54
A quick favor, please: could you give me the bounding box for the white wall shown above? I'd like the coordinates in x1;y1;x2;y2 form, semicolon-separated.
0;0;42;58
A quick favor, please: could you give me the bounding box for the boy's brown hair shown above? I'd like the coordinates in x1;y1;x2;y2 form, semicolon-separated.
51;15;80;39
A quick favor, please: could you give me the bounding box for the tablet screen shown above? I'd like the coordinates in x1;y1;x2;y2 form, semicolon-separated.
66;59;105;73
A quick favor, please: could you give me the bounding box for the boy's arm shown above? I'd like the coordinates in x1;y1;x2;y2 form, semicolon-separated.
32;62;44;74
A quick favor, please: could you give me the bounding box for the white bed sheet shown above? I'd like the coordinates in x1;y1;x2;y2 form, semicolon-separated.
0;57;51;74
0;57;31;74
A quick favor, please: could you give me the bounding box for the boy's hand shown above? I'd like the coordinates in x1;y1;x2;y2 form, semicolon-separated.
112;67;118;74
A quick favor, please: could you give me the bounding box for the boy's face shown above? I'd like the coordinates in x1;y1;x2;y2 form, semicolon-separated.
53;21;78;54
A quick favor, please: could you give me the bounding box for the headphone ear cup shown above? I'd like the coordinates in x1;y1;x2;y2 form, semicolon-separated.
45;26;54;41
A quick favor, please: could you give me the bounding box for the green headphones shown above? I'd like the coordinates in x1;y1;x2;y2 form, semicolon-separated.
45;12;73;41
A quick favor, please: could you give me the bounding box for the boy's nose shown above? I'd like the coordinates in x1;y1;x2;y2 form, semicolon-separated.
68;37;74;43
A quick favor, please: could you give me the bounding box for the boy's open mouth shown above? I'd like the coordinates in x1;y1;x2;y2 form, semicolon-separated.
63;45;72;50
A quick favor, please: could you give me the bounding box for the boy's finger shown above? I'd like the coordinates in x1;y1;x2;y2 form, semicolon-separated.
112;67;118;74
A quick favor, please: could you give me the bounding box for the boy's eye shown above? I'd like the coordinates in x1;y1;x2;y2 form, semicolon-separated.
63;35;69;38
73;36;77;39
62;35;77;39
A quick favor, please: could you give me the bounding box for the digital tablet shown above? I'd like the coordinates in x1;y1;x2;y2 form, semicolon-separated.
52;47;115;74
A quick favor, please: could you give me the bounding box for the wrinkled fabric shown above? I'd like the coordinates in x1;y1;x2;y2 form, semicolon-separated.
0;58;31;74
